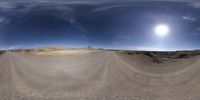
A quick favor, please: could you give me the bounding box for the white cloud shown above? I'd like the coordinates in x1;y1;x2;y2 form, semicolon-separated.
193;32;200;37
93;4;131;12
0;2;16;12
191;2;200;8
183;1;200;8
182;15;196;22
0;17;5;23
196;27;200;31
0;17;10;29
93;3;160;12
116;35;132;40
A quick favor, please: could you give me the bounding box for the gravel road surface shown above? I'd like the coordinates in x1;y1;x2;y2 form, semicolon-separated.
0;51;200;100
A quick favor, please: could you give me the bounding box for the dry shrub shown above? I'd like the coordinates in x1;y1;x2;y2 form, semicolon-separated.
0;51;5;55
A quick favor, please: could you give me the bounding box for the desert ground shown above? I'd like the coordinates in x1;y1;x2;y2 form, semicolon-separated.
0;48;200;100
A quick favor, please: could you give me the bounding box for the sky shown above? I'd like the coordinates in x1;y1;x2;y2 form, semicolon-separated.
0;0;200;51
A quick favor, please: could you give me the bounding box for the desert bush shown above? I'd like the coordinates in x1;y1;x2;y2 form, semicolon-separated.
143;52;155;58
127;52;133;55
190;51;200;56
0;51;5;55
177;53;188;58
135;52;141;54
24;49;34;52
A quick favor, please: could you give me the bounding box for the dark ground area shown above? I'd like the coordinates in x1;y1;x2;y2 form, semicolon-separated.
121;50;200;63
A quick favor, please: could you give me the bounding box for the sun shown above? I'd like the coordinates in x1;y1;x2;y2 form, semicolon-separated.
155;24;169;37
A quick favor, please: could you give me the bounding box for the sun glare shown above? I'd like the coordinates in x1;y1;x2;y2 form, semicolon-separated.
155;24;169;37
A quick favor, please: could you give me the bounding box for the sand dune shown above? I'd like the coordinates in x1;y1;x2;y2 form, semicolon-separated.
0;51;200;100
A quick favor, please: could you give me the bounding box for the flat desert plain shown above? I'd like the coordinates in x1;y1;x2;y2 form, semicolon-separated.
0;49;200;100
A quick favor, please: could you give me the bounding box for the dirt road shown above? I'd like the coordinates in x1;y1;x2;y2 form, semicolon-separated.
0;51;200;100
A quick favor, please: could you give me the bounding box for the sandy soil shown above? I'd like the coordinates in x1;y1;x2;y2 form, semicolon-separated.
0;51;200;100
28;49;95;56
20;47;97;56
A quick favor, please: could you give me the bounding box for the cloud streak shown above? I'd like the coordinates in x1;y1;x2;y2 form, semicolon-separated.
182;15;197;22
116;35;132;40
0;17;5;23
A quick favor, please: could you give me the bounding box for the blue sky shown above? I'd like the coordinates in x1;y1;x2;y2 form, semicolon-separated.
0;1;200;51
